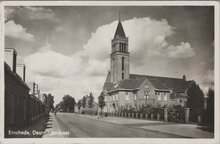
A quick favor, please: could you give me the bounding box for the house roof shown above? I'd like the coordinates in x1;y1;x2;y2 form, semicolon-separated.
114;21;126;38
5;62;30;90
130;74;191;92
103;71;114;91
106;74;191;93
104;82;114;91
108;78;145;93
148;79;170;90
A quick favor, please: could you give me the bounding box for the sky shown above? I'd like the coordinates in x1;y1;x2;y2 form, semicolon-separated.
4;6;214;104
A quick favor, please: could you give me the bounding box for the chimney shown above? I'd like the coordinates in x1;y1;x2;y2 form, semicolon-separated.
27;82;36;95
37;90;40;99
5;48;17;73
183;74;186;81
16;64;26;82
34;83;39;97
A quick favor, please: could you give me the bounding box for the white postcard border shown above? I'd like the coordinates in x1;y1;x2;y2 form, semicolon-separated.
0;1;219;144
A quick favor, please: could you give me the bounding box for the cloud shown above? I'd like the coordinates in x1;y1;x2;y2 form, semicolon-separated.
5;6;58;22
5;7;15;21
24;17;197;104
5;20;35;42
166;42;195;58
195;69;214;95
24;6;58;21
24;43;81;78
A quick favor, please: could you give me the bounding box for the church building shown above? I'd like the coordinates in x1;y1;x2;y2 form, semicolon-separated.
103;18;193;113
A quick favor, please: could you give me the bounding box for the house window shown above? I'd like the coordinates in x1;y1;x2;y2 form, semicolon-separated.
180;99;182;103
134;94;137;100
158;94;161;101
164;93;167;101
122;57;124;70
116;94;118;100
113;95;115;101
125;92;129;100
146;95;149;99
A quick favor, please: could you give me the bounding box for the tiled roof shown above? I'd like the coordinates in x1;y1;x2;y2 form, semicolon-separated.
175;92;187;98
108;78;145;93
5;62;30;90
148;79;170;90
114;21;126;38
130;74;191;92
104;73;191;94
103;71;113;91
103;82;114;91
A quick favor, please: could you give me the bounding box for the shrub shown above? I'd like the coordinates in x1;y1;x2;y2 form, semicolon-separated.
200;88;214;131
168;105;185;123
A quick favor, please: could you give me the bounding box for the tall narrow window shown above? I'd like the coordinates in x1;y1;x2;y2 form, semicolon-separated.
123;43;124;51
124;44;127;52
122;57;124;70
125;92;129;100
164;93;168;101
123;44;126;52
122;73;124;79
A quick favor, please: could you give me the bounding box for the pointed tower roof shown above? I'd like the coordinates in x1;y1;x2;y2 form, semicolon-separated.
114;20;126;38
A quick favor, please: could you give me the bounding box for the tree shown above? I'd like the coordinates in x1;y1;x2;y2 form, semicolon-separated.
43;93;55;111
82;96;87;108
88;92;94;108
187;81;204;122
56;101;65;112
78;100;82;111
201;88;214;129
62;95;76;112
98;91;106;115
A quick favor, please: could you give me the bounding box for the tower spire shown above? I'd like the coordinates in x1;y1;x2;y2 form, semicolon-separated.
119;11;121;21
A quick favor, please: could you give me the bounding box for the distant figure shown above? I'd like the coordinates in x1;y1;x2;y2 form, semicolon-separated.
54;109;57;116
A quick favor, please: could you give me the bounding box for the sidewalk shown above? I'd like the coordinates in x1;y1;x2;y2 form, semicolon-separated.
76;114;214;138
42;113;64;138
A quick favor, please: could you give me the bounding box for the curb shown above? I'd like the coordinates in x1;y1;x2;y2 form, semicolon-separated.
75;114;189;138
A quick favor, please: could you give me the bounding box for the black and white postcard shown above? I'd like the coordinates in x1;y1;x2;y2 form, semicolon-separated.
0;1;219;144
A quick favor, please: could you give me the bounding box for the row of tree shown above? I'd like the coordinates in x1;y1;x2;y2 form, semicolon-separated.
77;92;94;110
56;95;76;112
43;93;55;112
186;80;214;128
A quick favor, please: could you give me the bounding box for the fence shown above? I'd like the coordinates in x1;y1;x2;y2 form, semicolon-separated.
106;107;190;123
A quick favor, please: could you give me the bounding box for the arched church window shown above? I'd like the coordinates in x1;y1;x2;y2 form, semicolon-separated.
122;57;124;70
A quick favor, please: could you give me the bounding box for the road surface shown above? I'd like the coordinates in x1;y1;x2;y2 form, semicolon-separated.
54;113;181;138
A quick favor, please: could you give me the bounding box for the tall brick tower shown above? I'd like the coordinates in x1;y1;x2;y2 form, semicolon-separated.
110;17;130;84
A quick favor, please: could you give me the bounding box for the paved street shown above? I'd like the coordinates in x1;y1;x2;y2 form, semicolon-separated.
53;113;181;138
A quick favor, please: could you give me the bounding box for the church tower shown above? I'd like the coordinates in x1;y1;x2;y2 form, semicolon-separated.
110;17;130;84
